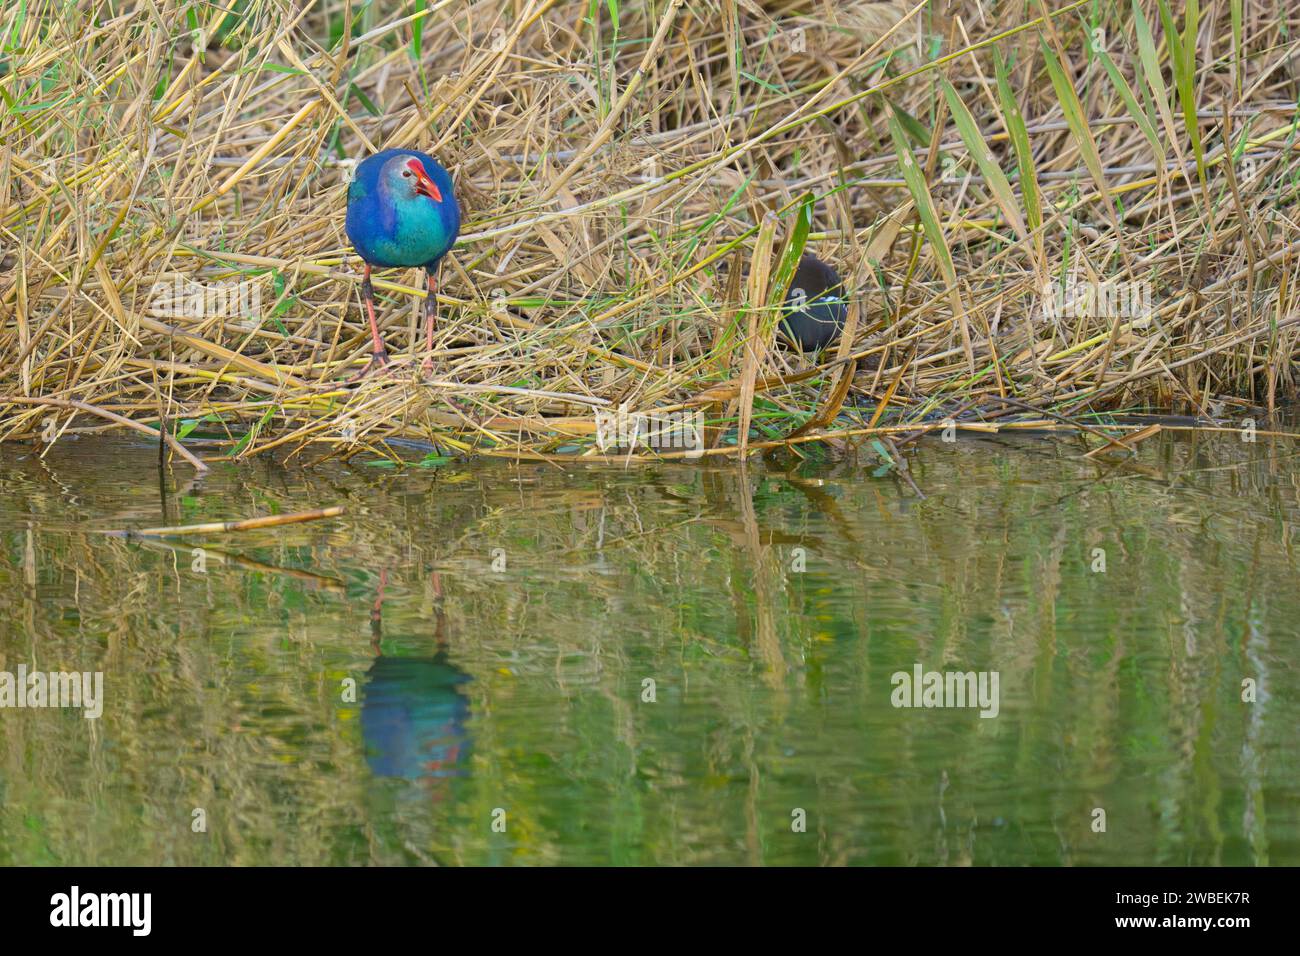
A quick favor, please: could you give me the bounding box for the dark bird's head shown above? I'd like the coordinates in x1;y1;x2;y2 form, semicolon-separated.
382;153;444;203
781;254;848;353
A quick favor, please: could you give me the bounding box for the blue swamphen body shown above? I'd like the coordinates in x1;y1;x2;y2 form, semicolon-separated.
345;148;461;375
781;254;848;353
361;570;472;791
361;653;472;782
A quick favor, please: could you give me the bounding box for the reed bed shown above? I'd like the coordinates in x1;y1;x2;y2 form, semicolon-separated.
2;0;1298;468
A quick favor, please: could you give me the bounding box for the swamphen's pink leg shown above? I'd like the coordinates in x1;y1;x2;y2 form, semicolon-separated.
351;264;390;381
369;567;388;652
421;270;439;377
419;270;475;419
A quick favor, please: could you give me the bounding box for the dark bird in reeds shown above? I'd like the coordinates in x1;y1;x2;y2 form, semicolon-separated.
780;254;848;353
345;148;460;378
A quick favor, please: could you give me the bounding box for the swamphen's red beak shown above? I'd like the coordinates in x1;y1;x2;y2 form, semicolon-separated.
406;159;443;202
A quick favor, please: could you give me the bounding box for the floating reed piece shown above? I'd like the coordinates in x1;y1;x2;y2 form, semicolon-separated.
1;1;1296;466
101;506;346;538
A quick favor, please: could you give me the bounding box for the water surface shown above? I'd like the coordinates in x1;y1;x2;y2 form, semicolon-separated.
0;432;1296;865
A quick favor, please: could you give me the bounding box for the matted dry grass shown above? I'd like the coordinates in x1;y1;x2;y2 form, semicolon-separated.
2;0;1299;468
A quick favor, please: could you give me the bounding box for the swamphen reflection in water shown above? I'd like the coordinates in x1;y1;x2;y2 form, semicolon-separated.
781;254;848;353
345;149;461;378
362;571;471;786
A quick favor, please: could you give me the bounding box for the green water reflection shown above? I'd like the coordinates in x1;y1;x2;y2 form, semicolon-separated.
0;433;1296;865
